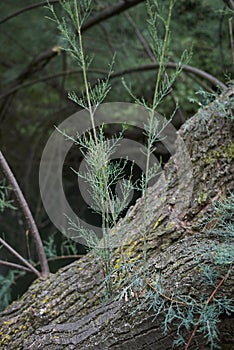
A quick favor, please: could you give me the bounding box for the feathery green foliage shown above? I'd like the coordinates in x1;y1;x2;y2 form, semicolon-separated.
123;0;190;272
47;0;188;296
47;0;134;296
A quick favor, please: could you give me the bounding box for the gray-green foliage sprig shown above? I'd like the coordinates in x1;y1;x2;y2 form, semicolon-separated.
47;1;134;296
189;88;234;123
46;0;92;64
0;181;16;212
122;0;190;272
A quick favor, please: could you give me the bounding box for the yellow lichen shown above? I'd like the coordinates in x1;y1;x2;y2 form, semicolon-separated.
205;142;234;164
43;296;49;304
198;190;207;204
152;216;162;230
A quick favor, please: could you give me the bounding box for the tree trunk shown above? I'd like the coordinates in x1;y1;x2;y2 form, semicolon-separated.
0;88;233;349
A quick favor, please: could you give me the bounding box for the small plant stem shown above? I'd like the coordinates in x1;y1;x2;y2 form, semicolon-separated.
142;0;174;273
0;151;50;278
74;1;126;276
147;281;188;306
75;2;114;222
126;12;185;122
184;323;199;350
74;0;97;140
206;267;233;303
152;0;173;109
185;266;233;350
0;237;41;277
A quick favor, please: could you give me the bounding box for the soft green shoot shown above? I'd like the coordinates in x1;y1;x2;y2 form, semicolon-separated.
123;0;189;272
43;232;57;258
0;181;16;212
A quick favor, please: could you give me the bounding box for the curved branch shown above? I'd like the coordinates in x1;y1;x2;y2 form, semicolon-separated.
0;259;32;273
0;1;59;25
110;63;228;90
0;62;227;100
0;0;145;27
223;0;234;11
0;238;40;277
0;152;50;278
82;0;145;32
8;48;60;88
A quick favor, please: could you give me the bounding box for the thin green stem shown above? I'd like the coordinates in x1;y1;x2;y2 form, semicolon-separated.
152;0;173;109
74;2;126;277
142;0;174;274
74;0;97;140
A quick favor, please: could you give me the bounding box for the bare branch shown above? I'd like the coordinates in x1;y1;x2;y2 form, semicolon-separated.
125;12;156;62
0;260;32;273
0;0;145;27
0;62;227;100
0;1;59;25
82;0;145;31
0;238;41;277
46;255;84;262
111;62;228;90
223;0;234;11
0;151;50;278
6;47;61;89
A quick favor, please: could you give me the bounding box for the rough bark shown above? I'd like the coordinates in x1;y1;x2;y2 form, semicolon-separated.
0;88;233;349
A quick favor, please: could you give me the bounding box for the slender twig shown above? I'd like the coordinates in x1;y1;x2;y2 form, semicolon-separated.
0;0;145;26
46;254;84;262
0;238;41;277
125;12;156;62
228;17;234;64
26;230;32;262
0;151;50;278
185;266;233;350
125;11;186;122
147;281;188;306
0;1;59;25
0;254;83;273
0;260;32;272
223;0;234;11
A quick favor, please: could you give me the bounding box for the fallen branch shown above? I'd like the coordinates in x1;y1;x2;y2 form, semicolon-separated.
0;62;227;100
0;238;40;277
0;151;50;278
